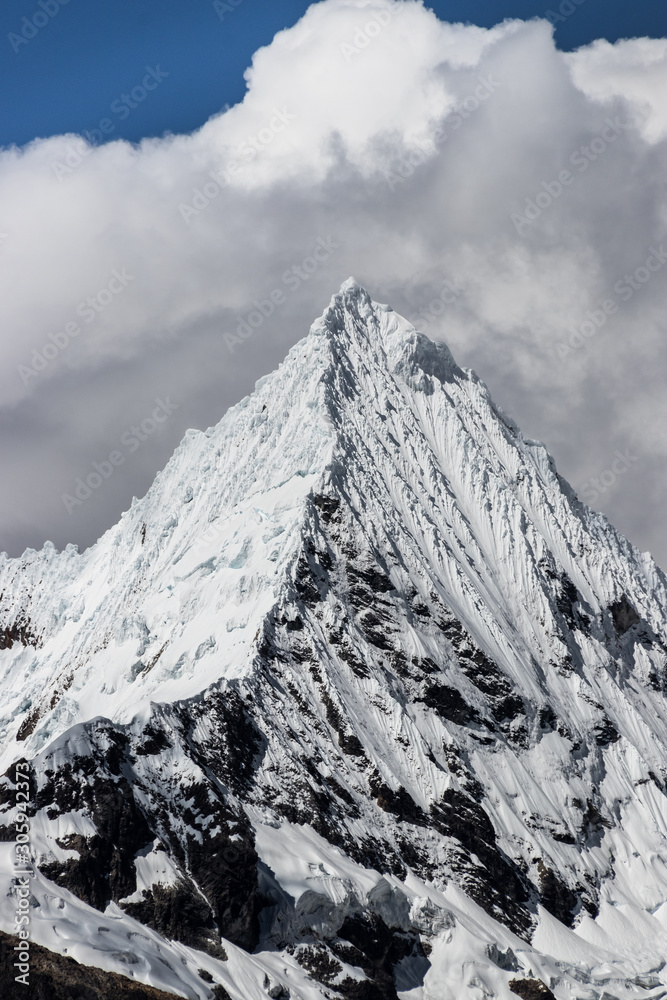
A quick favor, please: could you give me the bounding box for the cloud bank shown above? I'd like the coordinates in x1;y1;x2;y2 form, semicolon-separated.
0;0;665;564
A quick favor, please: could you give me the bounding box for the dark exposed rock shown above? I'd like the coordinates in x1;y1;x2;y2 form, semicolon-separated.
100;730;129;776
431;789;494;847
331;981;392;1000
492;694;525;722
328;628;370;677
461;649;510;698
173;783;262;953
648;665;667;692
430;789;533;937
320;690;365;756
368;773;427;826
29;704;264;954
134;725;172;756
419;683;481;726
435;609;468;643
359;614;396;651
293;539;333;608
40;775;154;910
264;977;290;999
347;564;394;594
610;595;641;634
415;604;529;738
177;689;264;795
509;979;556;1000
410;599;431;619
285;640;312;663
330;911;427;1000
557;576;580;626
579;798;611;846
395;835;436;879
294;944;343;984
441;746;485;801
121;880;225;957
346;836;406;879
538;705;558;732
593;718;620;747
339;731;365;756
16;706;40;741
0;615;39;650
35;757;94;818
302;762;359;814
211;987;234;1000
550;829;576;845
294;555;323;605
285;615;304;631
312;493;341;524
411;655;439;675
534;859;579;927
265;769;365;866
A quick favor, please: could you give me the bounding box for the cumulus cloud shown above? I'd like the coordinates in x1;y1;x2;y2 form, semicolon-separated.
0;0;665;564
566;37;667;143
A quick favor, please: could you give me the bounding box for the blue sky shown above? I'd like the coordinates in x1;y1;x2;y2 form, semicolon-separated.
2;0;666;149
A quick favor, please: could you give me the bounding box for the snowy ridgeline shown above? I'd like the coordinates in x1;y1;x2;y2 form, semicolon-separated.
1;279;667;1000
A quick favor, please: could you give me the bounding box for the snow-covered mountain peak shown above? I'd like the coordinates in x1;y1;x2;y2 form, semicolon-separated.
2;279;666;758
313;276;459;383
2;283;667;1000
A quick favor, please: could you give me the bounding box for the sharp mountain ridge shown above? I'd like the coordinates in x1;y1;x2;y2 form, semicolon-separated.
1;279;667;1000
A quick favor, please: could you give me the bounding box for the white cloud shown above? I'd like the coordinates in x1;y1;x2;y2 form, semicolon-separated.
0;0;665;565
566;37;667;143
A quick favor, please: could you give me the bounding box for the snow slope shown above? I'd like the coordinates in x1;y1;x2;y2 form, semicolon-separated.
1;279;667;1000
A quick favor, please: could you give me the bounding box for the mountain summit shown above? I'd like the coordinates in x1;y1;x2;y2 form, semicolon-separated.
1;281;667;1000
